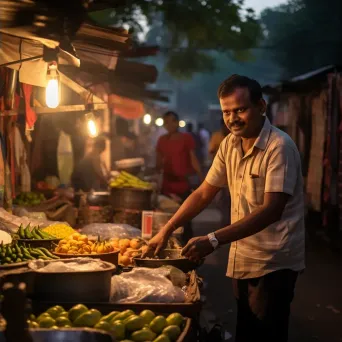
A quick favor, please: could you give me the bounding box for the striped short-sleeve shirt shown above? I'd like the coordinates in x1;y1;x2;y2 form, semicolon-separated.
206;118;305;279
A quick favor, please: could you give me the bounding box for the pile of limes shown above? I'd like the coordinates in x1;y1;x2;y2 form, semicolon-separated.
28;304;185;342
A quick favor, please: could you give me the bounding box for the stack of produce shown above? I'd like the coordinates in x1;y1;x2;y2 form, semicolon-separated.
13;192;46;206
110;171;152;190
0;242;59;264
112;238;146;267
29;304;185;342
55;233;117;255
42;223;76;239
15;224;56;240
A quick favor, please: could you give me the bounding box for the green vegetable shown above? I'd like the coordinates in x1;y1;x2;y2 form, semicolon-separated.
18;224;25;239
24;224;33;239
31;228;41;240
39;230;56;239
35;228;46;239
38;248;58;259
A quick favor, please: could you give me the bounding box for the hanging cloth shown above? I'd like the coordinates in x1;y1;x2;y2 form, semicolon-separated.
306;91;327;211
21;83;37;130
14;126;31;192
57;130;74;185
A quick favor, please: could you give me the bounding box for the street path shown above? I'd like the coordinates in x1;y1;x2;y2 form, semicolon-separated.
192;209;342;342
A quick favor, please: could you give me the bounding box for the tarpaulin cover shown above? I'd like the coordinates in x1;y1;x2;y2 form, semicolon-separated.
108;94;145;120
0;32;79;87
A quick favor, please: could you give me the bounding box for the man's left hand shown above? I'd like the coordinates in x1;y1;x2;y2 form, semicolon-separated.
181;236;214;262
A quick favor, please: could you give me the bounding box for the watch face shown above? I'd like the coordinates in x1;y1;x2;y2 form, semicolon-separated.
208;234;218;248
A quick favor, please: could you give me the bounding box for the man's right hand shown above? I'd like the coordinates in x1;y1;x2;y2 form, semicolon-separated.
143;230;170;257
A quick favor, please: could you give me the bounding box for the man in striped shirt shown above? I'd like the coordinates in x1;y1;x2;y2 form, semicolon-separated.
146;75;305;342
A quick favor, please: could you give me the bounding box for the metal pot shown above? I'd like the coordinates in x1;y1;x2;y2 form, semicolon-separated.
28;329;113;342
110;187;153;211
29;258;116;302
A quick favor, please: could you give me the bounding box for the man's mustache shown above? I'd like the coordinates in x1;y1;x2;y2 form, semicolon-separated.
229;122;244;127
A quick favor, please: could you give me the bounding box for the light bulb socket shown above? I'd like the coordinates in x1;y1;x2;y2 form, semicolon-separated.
43;47;59;63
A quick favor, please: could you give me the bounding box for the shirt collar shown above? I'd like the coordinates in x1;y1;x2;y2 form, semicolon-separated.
232;117;272;151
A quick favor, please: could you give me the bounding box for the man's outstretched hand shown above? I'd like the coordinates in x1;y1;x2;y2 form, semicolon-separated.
181;236;214;262
142;230;170;257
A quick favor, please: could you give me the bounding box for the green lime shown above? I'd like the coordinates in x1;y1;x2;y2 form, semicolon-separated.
139;310;155;325
149;316;167;334
68;304;88;322
166;313;183;327
37;313;51;323
39;317;55;328
153;334;171;342
111;321;126;340
46;307;61;319
162;325;181;341
55;316;72;327
124;315;144;332
94;321;111;332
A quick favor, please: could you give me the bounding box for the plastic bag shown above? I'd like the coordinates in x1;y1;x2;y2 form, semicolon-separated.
81;223;141;240
0;208;65;230
29;258;109;273
110;267;186;303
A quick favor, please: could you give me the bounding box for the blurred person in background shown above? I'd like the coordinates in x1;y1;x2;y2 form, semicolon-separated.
209;118;230;158
198;122;210;167
186;122;203;168
156;111;203;244
71;136;109;192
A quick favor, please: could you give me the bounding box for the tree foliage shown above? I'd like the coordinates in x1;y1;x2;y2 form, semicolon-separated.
89;0;262;78
261;0;342;77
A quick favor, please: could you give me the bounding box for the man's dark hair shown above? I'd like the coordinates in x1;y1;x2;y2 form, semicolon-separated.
163;111;179;121
217;74;263;104
94;136;106;152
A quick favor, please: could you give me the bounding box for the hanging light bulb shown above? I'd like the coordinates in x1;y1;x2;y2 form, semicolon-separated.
85;112;98;137
45;62;60;108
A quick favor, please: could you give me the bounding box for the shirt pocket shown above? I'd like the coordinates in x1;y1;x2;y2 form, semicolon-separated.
246;176;265;206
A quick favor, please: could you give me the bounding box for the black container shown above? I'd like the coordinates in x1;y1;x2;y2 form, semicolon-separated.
110;187;153;211
28;259;115;302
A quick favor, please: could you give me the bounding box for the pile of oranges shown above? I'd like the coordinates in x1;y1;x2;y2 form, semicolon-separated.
111;238;146;266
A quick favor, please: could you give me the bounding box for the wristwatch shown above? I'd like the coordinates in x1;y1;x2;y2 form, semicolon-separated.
207;232;219;250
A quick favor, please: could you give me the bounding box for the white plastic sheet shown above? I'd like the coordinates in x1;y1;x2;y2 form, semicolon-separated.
110;267;186;303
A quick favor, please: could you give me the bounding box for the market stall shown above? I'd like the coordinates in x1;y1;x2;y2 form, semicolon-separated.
0;3;202;342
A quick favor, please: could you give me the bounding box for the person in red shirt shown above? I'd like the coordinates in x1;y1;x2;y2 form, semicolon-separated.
156;111;203;243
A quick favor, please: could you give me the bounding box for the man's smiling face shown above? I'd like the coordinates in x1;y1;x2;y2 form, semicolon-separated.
220;87;266;138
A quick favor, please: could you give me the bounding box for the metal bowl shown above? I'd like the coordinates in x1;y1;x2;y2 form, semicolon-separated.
133;249;203;273
28;328;113;342
29;258;116;302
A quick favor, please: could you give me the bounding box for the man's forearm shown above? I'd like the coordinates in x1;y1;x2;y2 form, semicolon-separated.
162;190;211;235
215;206;283;245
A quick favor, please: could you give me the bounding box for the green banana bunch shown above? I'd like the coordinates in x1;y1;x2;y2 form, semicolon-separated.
110;171;152;190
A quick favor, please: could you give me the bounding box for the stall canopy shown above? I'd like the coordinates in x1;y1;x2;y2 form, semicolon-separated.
0;0;168;120
0;22;130;87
